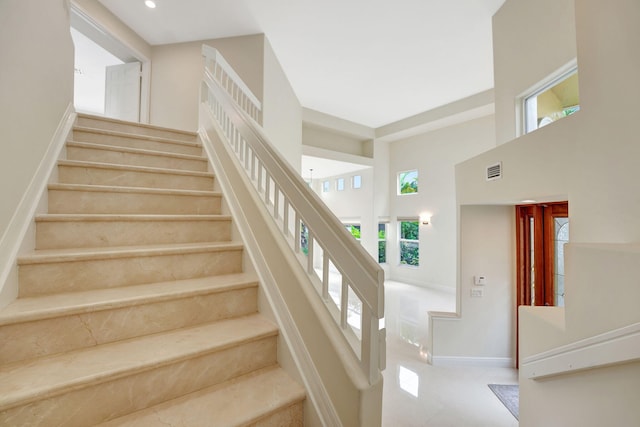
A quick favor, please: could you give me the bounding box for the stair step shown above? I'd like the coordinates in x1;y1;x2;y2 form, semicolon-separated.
35;214;232;249
0;273;259;365
18;242;244;297
48;183;222;215
58;159;215;191
0;315;278;426
73;126;203;156
99;366;305;427
76;113;198;143
67;141;209;172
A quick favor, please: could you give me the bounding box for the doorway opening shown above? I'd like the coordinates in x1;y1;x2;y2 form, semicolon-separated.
70;5;150;123
516;202;568;308
515;202;568;365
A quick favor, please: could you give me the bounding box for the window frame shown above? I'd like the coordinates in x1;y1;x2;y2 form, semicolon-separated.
352;175;362;189
519;60;579;136
398;220;419;267
397;170;419;195
336;177;345;191
378;222;388;264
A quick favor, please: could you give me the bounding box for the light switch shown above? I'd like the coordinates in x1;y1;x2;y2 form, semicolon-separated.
470;288;483;298
474;275;487;286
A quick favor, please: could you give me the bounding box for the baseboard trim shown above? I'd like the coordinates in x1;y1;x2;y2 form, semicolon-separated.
0;104;75;308
429;354;514;368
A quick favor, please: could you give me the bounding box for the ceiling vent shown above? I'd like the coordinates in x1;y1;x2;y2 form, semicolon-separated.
486;162;502;181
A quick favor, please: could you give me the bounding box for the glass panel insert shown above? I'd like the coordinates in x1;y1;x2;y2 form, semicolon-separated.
554;218;569;307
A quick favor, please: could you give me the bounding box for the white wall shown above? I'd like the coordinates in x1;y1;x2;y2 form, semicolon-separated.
0;0;74;301
316;168;376;259
387;115;496;289
430;205;515;364
262;37;302;172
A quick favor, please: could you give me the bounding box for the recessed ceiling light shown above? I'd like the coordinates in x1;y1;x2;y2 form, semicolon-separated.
145;0;156;8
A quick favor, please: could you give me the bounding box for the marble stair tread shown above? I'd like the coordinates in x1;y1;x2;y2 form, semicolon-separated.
0;313;278;412
48;182;221;197
76;113;198;142
73;126;202;148
0;272;259;326
58;159;214;178
66;140;208;162
18;241;244;265
98;366;305;427
35;213;232;223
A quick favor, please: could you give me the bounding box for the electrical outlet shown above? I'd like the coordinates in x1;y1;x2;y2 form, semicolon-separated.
470;288;483;298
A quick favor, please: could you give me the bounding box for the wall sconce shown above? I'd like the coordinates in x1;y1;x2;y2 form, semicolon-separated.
420;214;431;225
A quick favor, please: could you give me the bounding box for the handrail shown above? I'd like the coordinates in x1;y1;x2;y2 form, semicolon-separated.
201;45;262;123
200;46;385;384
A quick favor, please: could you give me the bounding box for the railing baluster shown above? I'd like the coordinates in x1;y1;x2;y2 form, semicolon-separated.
307;232;315;274
265;172;271;205
294;213;301;253
283;199;290;237
273;186;280;219
341;278;349;329
322;255;329;300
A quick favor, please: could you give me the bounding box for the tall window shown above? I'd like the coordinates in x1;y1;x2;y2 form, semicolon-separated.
378;223;387;263
524;67;579;134
322;181;330;192
399;221;419;266
398;170;418;195
336;178;345;191
352;175;362;189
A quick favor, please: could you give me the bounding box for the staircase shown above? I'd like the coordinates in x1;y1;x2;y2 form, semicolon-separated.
0;114;305;426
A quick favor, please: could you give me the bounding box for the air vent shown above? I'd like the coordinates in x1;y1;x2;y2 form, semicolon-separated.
486;162;502;181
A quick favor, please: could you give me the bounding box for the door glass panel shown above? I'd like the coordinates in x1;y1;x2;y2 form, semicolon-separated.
529;217;535;306
554;218;569;306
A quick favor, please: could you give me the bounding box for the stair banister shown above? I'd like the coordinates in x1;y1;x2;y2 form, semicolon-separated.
199;46;386;388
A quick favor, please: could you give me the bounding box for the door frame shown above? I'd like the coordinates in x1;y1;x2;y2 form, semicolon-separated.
70;3;150;123
515;201;568;365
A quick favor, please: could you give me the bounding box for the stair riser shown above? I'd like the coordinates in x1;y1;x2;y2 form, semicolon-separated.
73;130;202;156
67;145;208;172
36;219;232;249
76;116;198;143
19;249;243;297
253;403;304;427
0;287;257;366
48;189;221;215
0;337;277;427
58;164;214;191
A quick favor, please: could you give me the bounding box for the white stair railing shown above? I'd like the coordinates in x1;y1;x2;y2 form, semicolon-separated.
200;46;385;385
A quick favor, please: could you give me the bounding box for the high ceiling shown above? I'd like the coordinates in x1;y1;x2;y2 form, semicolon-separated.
98;0;506;128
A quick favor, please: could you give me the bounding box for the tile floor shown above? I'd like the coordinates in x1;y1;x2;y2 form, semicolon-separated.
382;281;519;427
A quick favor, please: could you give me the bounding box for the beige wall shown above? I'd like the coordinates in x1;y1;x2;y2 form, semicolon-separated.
71;0;151;59
0;0;73;252
150;35;302;170
492;0;577;145
262;37;302;171
150;34;265;132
